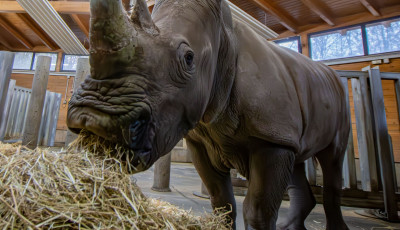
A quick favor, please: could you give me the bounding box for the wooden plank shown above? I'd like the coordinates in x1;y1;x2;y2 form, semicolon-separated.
359;0;381;17
368;68;399;221
0;15;33;49
351;77;379;192
300;0;335;26
341;77;357;189
0;35;12;50
0;52;15;141
17;13;58;50
70;14;89;38
22;56;51;149
248;0;298;33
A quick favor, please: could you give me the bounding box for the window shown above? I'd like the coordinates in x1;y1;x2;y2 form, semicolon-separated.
310;27;364;61
309;16;400;61
32;53;58;71
62;54;88;71
274;36;301;53
366;19;400;54
12;52;34;70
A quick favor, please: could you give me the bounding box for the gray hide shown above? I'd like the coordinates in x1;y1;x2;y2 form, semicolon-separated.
67;0;350;229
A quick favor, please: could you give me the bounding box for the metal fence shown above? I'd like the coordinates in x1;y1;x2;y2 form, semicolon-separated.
305;68;400;221
0;80;62;146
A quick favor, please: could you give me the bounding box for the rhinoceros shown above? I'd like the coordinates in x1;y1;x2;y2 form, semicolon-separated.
67;0;350;229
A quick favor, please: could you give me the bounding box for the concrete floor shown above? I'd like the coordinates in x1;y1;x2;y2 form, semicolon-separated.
132;162;400;230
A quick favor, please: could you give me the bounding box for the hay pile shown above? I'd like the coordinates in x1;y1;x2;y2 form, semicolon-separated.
0;137;231;229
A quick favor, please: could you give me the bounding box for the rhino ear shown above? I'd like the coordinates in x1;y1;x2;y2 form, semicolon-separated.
131;0;159;35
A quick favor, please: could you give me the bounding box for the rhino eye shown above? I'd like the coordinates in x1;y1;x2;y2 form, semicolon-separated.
185;52;194;66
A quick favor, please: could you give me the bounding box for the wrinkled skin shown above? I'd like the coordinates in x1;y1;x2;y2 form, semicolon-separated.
67;0;350;229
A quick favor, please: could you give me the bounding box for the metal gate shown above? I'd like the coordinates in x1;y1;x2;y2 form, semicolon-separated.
0;80;62;146
305;67;400;221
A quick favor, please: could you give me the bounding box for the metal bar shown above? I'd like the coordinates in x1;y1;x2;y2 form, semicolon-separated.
0;51;14;131
0;80;15;141
335;70;400;80
368;68;399;221
380;72;400;80
351;77;378;192
305;158;317;186
340;77;357;189
48;93;62;146
336;70;369;78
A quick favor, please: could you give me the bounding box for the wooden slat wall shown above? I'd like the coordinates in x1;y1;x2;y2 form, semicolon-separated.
10;73;74;132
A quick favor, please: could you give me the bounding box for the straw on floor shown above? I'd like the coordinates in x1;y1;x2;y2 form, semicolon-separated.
0;135;231;229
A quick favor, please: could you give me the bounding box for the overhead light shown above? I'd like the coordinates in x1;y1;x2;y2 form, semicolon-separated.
16;0;88;55
227;1;278;39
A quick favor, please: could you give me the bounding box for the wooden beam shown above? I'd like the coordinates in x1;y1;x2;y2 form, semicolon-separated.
300;0;335;26
70;14;89;38
360;0;381;16
17;13;58;50
0;1;90;14
0;35;12;50
0;15;33;49
248;0;298;33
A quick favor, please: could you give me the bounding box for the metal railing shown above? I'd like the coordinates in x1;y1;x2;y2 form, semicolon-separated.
0;80;62;146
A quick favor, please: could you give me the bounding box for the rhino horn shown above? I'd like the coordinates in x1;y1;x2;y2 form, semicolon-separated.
89;0;138;79
131;0;159;35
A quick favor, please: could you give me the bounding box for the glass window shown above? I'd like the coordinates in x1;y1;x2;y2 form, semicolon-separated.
12;52;33;70
32;53;58;71
62;54;88;71
310;27;364;61
275;37;301;53
366;19;400;54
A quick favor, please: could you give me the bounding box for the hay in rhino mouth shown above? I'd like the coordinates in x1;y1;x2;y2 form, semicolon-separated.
68;129;137;173
0;141;232;229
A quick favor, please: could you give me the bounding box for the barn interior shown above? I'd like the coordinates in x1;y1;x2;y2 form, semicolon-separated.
0;0;399;229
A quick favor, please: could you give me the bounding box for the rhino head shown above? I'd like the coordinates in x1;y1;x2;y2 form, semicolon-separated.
67;0;236;172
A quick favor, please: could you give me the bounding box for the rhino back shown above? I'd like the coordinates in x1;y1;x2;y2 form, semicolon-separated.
233;20;347;159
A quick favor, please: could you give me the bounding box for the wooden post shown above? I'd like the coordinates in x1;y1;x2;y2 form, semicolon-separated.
0;51;15;139
368;68;399;221
340;77;357;190
22;56;51;149
351;77;378;192
65;58;90;146
0;80;15;141
305;158;317;186
152;152;172;192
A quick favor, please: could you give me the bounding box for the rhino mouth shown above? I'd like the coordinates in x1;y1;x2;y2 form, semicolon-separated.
67;75;156;172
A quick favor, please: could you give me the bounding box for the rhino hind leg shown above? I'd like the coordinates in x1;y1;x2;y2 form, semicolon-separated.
277;162;316;230
316;142;349;230
244;143;295;230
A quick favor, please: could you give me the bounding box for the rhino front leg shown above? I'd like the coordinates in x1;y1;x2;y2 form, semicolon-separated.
186;139;237;229
244;143;295;230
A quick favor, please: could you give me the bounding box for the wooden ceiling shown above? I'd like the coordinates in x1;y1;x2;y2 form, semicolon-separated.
0;0;399;52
